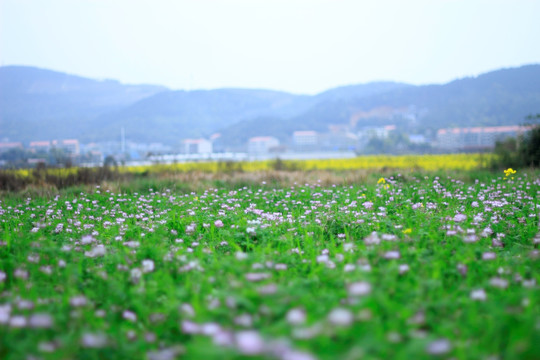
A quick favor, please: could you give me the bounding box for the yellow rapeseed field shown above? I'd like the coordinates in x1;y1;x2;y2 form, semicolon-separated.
122;153;490;174
7;153;492;178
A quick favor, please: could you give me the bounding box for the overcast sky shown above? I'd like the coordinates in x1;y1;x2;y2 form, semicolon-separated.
1;0;539;94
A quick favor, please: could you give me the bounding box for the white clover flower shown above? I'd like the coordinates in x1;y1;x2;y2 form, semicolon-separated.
147;346;184;360
0;304;11;324
364;232;380;245
181;320;200;334
235;251;248;260
347;281;372;297
327;308;353;326
84;244;106;258
214;220;224;228
123;310;137;322
245;273;271;282
130;268;142;283
142;259;155;273
235;331;265;355
69;296;88;307
180;303;195;317
489;278;509;289
426;339;452;355
29;313;54;328
384;251;400;259
399;264;410;274
81;333;107;348
9;315;27;328
286;308;306;325
344;264;356;272
470;289;487;301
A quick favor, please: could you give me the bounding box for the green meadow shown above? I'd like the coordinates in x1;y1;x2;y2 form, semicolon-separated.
0;170;539;359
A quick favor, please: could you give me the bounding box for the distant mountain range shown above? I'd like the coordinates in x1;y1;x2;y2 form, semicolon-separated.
1;64;539;148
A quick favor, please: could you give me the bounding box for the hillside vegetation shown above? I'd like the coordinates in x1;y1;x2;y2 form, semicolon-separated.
1;65;539;146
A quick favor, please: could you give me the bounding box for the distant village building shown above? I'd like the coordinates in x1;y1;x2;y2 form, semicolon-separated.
57;139;80;155
0;142;23;153
248;136;280;154
408;134;427;145
293;130;319;150
183;139;213;154
27;158;46;166
84;151;104;165
29;141;52;153
29;139;80;155
436;126;530;151
357;125;396;140
319;131;358;151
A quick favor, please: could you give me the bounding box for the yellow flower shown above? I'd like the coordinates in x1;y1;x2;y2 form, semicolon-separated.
403;228;412;234
503;168;516;177
377;177;386;184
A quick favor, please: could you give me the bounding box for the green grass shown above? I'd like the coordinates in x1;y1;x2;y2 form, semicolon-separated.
0;171;539;359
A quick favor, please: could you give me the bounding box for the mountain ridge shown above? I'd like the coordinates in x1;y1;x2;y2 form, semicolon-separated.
1;64;539;146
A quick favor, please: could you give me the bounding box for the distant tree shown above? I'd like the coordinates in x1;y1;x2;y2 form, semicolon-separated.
493;137;519;168
64;157;74;168
491;114;540;168
519;114;540;167
0;148;30;167
49;147;70;167
104;155;117;168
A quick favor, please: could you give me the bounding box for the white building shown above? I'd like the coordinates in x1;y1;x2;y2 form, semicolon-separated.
293;131;318;146
436;126;530;151
57;139;80;155
357;125;396;140
248;136;280;154
319;132;358;151
183;139;213;154
29;141;52;153
408;134;427;145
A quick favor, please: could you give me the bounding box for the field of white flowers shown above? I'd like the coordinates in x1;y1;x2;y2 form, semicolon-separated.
0;171;539;359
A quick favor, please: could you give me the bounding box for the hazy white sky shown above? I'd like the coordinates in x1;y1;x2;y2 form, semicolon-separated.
1;0;539;94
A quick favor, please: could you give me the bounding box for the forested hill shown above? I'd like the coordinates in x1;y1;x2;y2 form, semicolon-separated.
0;66;167;142
216;65;540;147
1;64;539;145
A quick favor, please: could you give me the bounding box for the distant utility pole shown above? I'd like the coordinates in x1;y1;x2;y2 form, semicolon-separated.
121;127;126;153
